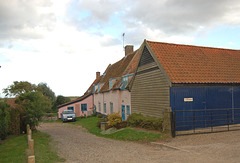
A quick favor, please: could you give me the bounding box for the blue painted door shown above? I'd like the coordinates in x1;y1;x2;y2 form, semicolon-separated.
121;105;126;121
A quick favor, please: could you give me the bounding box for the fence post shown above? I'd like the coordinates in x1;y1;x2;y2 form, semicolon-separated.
29;139;34;155
171;111;176;138
28;156;35;163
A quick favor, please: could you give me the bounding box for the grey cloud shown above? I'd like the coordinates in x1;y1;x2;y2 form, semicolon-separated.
0;0;56;40
71;0;240;36
125;0;240;34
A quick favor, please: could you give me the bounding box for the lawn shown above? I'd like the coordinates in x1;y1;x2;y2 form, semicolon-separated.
33;131;65;163
0;131;65;163
71;117;166;141
0;135;27;163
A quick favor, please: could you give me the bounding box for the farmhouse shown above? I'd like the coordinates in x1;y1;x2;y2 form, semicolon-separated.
93;46;140;120
131;40;240;131
57;74;102;118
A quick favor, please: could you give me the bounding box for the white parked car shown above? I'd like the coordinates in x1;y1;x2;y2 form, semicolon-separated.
61;110;76;122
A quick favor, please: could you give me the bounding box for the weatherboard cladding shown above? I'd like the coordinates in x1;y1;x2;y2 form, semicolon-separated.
131;46;170;118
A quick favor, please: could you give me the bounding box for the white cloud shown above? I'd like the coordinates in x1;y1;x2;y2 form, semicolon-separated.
1;0;240;97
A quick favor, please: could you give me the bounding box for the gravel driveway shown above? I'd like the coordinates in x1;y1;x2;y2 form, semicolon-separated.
37;122;240;163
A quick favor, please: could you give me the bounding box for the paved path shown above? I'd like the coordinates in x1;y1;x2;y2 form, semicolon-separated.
37;123;240;163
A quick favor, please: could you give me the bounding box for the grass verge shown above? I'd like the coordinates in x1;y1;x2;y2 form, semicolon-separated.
0;135;27;163
0;131;65;163
71;117;167;142
33;131;65;163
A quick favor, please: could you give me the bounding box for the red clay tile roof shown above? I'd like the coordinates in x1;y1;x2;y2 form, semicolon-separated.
147;41;240;84
94;50;140;92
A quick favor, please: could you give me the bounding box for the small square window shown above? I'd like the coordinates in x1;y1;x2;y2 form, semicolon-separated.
81;104;87;111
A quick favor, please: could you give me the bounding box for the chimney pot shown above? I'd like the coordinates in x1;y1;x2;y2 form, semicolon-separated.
125;45;134;56
96;72;100;79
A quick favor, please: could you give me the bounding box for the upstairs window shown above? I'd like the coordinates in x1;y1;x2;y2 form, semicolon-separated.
93;85;96;93
81;104;87;111
121;76;128;90
109;79;113;89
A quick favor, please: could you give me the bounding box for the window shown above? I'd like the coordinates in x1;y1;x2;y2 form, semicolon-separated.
121;76;128;90
127;105;130;115
98;83;100;92
110;102;113;114
109;79;113;89
93;85;95;93
67;106;74;111
81;104;87;111
98;102;101;112
104;103;106;113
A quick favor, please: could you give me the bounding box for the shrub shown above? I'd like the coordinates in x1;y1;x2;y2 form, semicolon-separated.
107;112;122;128
8;107;20;135
97;114;102;118
127;113;144;127
127;113;163;131
0;102;11;140
115;121;127;129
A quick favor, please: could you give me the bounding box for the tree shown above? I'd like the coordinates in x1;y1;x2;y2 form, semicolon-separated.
0;101;11;140
52;95;71;111
37;82;56;106
3;81;37;97
15;91;52;131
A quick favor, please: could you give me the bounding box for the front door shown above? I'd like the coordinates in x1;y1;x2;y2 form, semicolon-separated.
121;105;126;121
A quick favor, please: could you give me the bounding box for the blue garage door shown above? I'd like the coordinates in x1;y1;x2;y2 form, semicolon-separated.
170;86;240;131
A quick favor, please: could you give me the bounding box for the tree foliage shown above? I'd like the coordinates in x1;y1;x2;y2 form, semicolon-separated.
0;101;11;140
37;83;56;104
15;91;52;130
3;81;36;97
52;95;71;110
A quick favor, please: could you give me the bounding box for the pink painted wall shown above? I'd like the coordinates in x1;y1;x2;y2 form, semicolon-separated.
58;95;93;118
93;90;131;119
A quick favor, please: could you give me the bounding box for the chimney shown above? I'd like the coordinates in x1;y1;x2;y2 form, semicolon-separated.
96;72;100;79
125;45;134;56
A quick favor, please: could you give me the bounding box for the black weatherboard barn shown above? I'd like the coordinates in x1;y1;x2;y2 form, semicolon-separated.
131;40;240;134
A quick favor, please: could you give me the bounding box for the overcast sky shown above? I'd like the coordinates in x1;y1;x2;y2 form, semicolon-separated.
0;0;240;97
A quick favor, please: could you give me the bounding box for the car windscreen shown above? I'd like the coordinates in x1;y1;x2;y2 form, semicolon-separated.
63;111;74;114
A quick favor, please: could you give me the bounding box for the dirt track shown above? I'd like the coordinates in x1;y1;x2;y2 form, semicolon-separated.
37;122;240;163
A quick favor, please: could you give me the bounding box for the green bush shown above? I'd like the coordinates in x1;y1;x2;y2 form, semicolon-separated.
107;113;122;128
9;108;20;135
97;114;102;118
115;121;127;129
0;102;11;140
127;113;144;127
127;113;163;131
